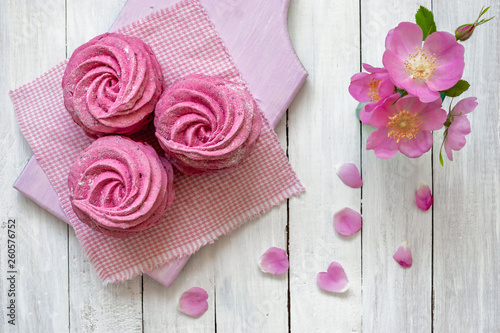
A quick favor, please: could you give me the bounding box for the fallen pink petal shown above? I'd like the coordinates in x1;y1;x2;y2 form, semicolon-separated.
393;241;413;267
333;207;362;237
317;261;349;293
335;163;363;188
178;287;209;317
259;247;289;275
415;183;433;211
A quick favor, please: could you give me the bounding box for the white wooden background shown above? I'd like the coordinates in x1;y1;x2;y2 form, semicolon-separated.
1;0;499;332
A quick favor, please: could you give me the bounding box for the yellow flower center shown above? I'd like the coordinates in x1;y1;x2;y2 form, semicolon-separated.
387;110;422;142
368;78;381;102
404;47;438;81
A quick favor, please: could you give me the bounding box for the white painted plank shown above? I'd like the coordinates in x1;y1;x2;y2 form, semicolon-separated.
287;1;362;331
213;117;288;332
65;1;143;332
432;2;500;332
143;245;215;332
360;1;433;331
0;0;69;332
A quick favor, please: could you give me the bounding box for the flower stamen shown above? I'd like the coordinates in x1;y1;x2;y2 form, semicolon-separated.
387;109;422;142
368;78;382;102
404;47;438;81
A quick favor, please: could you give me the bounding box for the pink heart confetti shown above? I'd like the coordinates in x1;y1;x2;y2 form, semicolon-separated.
335;163;363;188
333;207;362;237
393;241;413;268
178;287;209;317
317;261;349;293
259;247;289;275
415;183;433;211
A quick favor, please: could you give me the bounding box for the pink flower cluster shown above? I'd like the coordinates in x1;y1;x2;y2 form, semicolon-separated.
349;22;477;161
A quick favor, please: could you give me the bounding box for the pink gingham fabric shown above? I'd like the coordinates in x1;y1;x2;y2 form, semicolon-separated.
10;0;304;283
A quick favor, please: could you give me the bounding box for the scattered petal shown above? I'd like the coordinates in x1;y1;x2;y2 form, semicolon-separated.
393;241;413;267
415;183;433;211
178;287;209;317
335;163;363;188
333;208;362;237
317;262;349;293
259;247;289;274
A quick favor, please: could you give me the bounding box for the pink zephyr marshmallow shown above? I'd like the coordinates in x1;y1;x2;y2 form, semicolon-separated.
333;207;362;237
415;183;433;211
393;241;413;267
62;33;164;137
155;74;263;174
178;287;209;317
68;136;175;238
335;163;363;188
259;247;289;275
317;261;349;293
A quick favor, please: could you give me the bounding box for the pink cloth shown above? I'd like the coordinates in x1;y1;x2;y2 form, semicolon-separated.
10;0;303;283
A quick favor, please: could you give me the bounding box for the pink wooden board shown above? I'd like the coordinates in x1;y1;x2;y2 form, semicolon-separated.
13;0;307;287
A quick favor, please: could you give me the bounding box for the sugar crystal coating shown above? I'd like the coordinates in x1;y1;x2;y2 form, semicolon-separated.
62;33;163;137
154;74;262;174
68;136;174;238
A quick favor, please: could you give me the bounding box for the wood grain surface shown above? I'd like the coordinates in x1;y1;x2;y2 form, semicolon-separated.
1;0;499;332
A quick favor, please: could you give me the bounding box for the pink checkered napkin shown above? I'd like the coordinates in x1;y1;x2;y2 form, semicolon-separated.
10;0;304;283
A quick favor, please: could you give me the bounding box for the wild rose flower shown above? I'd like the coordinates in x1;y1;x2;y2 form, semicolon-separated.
443;97;478;161
366;94;447;158
349;64;395;124
383;22;465;103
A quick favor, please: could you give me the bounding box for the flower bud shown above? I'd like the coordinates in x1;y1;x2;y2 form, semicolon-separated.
455;24;475;41
454;6;494;42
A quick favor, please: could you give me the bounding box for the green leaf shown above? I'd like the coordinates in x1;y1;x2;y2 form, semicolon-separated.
439;150;444;166
443;80;470;97
415;6;437;40
480;6;490;17
355;102;368;121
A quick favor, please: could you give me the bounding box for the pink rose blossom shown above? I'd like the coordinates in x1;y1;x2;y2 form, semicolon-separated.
366;95;447;159
443;97;478;161
383;22;465;103
349;64;396;124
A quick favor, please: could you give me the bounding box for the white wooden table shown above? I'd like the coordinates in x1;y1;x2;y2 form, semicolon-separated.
1;1;499;332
